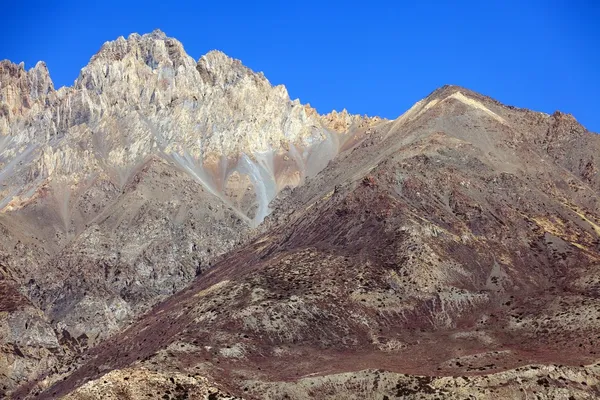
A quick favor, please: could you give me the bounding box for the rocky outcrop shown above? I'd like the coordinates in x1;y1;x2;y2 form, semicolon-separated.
0;60;54;130
320;108;385;133
0;281;62;392
62;368;240;400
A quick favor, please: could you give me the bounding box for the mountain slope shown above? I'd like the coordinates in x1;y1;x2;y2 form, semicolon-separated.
19;86;600;399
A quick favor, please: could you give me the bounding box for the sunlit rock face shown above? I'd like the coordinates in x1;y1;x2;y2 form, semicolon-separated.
1;30;381;226
0;30;384;392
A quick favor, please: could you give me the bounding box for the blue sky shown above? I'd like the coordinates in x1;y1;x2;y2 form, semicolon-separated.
2;0;599;131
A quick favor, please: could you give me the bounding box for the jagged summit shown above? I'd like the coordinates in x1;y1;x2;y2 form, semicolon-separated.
0;59;52;75
82;31;195;93
145;28;168;40
0;59;54;129
1;30;383;223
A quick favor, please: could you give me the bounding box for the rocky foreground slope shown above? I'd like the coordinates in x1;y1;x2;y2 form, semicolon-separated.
2;31;600;399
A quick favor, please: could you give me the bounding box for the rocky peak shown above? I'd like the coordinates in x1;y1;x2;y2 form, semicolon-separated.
0;30;383;226
76;30;196;96
0;60;54;133
542;110;591;164
196;50;265;88
146;28;168;40
320;108;385;133
0;60;54;99
88;29;187;66
0;31;339;226
550;110;585;134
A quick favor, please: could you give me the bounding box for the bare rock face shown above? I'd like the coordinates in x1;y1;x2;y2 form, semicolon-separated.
0;281;62;392
0;30;380;395
0;60;54;131
0;29;366;222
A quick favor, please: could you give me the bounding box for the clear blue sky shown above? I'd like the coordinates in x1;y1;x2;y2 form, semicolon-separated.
2;0;599;131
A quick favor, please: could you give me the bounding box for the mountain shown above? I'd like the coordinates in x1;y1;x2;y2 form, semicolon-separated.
3;31;600;399
0;30;381;395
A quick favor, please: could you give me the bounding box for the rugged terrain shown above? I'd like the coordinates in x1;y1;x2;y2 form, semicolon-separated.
2;31;600;399
0;29;381;394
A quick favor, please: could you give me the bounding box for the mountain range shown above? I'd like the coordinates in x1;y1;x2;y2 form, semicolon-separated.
1;30;599;399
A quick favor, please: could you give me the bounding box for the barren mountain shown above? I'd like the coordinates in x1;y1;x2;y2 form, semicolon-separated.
2;31;600;399
0;30;380;394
